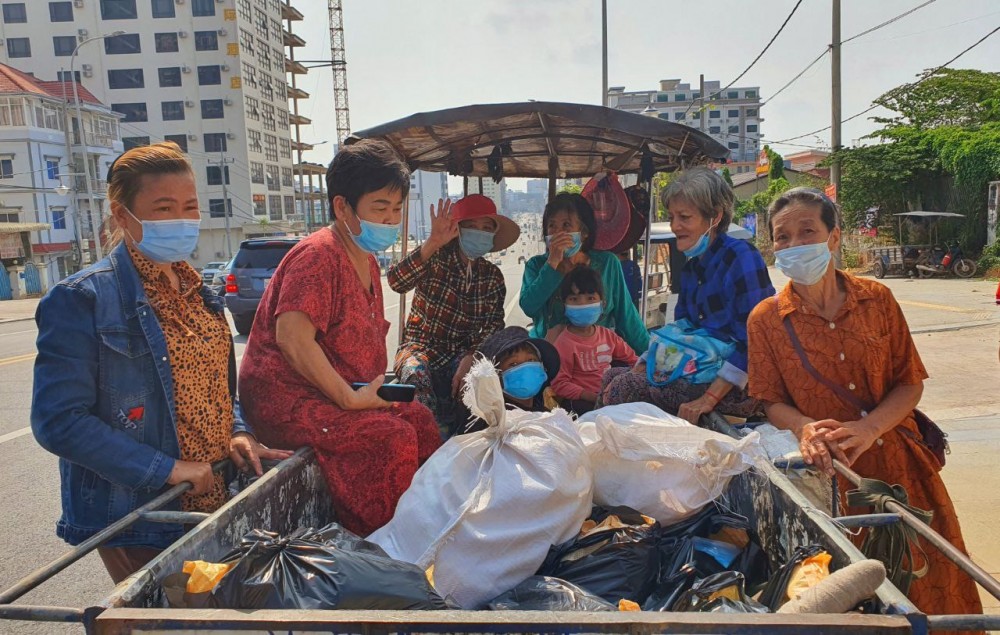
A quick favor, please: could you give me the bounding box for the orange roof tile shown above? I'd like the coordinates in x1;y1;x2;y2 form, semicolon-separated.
0;62;104;105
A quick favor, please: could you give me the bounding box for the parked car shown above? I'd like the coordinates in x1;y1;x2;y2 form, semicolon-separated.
209;256;234;296
200;261;227;286
224;237;302;335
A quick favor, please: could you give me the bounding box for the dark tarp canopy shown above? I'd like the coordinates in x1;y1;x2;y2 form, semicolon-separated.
345;101;730;179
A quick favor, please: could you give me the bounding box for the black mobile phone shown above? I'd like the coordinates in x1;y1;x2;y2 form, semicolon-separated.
351;382;417;403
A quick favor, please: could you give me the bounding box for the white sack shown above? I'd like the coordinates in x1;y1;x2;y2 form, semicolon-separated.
368;358;593;609
576;402;763;525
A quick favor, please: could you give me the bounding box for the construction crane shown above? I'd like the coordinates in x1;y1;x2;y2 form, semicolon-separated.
328;0;351;147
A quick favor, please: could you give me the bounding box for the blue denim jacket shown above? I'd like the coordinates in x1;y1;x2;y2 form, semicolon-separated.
31;243;249;548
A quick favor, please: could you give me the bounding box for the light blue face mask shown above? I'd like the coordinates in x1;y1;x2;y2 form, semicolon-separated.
564;302;602;327
774;242;832;285
458;227;495;260
501;361;548;400
348;213;400;253
546;232;582;258
682;221;719;259
125;207;200;263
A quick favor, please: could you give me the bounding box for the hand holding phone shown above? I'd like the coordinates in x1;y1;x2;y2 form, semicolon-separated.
351;381;417;403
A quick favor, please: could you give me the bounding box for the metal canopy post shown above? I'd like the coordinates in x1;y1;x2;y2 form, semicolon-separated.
640;175;656;322
397;195;410;347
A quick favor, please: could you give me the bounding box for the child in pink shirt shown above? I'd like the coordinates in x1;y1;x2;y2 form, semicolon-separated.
551;266;638;414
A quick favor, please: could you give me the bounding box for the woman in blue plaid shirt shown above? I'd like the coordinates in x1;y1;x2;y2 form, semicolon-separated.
601;167;775;423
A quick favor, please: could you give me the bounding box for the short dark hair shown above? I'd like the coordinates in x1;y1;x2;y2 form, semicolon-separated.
542;193;597;254
326;139;411;210
767;187;839;240
496;342;539;368
559;265;604;302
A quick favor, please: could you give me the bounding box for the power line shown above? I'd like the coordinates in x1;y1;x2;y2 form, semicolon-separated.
684;0;804;117
772;23;1000;144
842;0;938;44
762;50;829;106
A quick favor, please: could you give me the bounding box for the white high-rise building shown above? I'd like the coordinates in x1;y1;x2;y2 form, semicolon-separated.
466;177;506;216
407;170;448;242
0;0;309;268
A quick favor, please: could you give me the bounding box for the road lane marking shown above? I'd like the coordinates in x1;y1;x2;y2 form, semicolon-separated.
0;329;36;338
897;300;981;314
0;353;36;367
0;426;31;445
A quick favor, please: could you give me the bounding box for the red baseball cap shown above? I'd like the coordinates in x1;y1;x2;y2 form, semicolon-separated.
451;194;520;252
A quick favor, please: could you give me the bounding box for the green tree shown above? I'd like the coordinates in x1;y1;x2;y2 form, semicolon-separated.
558;183;582;195
721;167;734;187
765;145;784;181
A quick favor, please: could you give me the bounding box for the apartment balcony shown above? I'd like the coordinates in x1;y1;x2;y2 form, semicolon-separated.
74;176;108;195
285;58;308;74
281;2;304;21
290;140;315;152
72;131;118;149
288;113;311;126
283;30;306;48
287;85;310;100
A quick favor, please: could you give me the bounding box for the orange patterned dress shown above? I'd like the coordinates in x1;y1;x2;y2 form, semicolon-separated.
747;271;983;620
130;246;233;513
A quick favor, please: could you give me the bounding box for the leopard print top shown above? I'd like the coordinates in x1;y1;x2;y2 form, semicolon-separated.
130;245;233;512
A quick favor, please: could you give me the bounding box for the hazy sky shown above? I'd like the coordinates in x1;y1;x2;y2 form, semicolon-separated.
290;0;1000;191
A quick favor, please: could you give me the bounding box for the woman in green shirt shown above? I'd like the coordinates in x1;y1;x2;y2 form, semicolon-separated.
519;193;649;356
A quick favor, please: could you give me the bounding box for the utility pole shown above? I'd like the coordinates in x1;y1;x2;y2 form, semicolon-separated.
209;153;235;258
699;73;706;132
601;0;608;106
60;68;86;270
830;0;842;196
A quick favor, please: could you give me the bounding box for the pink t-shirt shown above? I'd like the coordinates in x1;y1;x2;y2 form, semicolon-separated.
551;326;639;400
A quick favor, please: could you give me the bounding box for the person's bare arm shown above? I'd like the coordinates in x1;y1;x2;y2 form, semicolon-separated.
275;311;388;410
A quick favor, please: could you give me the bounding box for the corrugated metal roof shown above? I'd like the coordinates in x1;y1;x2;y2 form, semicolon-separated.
0;222;51;234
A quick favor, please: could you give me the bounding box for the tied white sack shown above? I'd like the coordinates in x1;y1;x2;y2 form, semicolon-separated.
576;402;764;525
368;358;594;609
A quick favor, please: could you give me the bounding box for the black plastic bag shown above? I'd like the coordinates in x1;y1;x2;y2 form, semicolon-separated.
488;576;616;612
211;524;450;610
537;506;660;604
672;571;769;613
757;544;825;611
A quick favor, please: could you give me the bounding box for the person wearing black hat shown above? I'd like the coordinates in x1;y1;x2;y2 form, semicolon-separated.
457;326;561;434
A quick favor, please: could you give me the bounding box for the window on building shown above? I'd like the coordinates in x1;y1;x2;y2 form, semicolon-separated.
161;101;184;121
150;0;173;18
726;91;738;99
277;108;288;130
158;67;182;87
275;79;286;100
273;47;283;71
253;196;265;215
727;142;739;150
255;38;270;70
265;164;279;191
248;130;262;153
237;0;251;21
692;112;701;120
709;125;721;134
122;136;150;150
261;103;275;131
709;110;721;119
6;38;30;58
209;198;233;218
204;133;227;152
746;124;758;133
163;134;187;152
271;19;282;42
674;112;685;121
241;62;257;87
728;125;739;134
657;112;669;120
253;8;267;37
259;74;273;101
0;211;19;222
239;28;254;55
57;70;81;83
201;99;224;119
269;195;282;221
105;33;140;54
281;167;293;187
727;109;739;118
192;0;215;17
155;32;178;52
198;65;221;85
674;94;686;102
656;93;669;103
250;161;264;183
263;134;277;162
0;159;13;179
194;31;218;51
745;90;757;98
207;166;230;185
2;3;27;23
38;103;62;130
53;36;76;56
245;96;260;121
746;108;758;117
45;159;60;180
692;92;701;99
49;2;73;22
112;102;147;122
279;137;291;159
108;68;144;89
284;195;294;216
51;208;67;229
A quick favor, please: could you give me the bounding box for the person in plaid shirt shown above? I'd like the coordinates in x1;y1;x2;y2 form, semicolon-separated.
389;194;520;437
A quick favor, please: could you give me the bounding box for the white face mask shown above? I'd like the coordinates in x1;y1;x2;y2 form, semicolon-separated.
774;241;832;285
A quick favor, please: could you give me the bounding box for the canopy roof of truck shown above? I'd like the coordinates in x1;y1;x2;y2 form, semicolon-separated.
346;101;730;179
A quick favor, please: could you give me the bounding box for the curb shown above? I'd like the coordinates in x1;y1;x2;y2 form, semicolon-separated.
0;317;35;325
911;319;1000;335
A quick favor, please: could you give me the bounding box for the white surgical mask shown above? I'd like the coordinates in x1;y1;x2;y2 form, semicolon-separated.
774;242;832;285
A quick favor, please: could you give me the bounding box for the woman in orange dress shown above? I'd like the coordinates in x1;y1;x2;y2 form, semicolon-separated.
746;187;983;620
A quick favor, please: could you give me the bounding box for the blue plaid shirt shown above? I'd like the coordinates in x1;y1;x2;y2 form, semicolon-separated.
675;233;775;388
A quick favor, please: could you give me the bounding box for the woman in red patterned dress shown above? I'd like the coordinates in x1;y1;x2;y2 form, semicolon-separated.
239;140;441;536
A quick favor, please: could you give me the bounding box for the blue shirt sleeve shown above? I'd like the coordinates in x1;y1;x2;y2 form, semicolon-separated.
721;243;776;378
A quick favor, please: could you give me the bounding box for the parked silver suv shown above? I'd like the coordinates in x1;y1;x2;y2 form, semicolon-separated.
224;237;302;335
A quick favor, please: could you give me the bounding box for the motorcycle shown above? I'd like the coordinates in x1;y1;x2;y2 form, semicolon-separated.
914;241;977;279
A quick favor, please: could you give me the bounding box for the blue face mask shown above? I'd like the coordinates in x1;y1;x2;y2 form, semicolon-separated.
501;361;548;400
125;207;200;263
546;232;582;258
348;214;400;253
682;221;719;259
458;227;495;260
774;242;832;285
565;301;602;327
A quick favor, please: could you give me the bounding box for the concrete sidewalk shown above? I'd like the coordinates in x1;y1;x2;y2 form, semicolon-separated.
0;298;39;324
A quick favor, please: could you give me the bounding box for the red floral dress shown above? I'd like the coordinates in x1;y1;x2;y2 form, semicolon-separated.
239;228;441;536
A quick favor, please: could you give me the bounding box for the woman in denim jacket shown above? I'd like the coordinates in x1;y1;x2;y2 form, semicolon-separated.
30;143;289;583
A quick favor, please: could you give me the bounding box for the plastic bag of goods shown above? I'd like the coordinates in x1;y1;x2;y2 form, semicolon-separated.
369;358;594;609
488;576;615;612
576;402;764;525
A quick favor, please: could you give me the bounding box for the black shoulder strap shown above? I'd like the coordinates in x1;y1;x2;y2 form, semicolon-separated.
228;339;237;402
